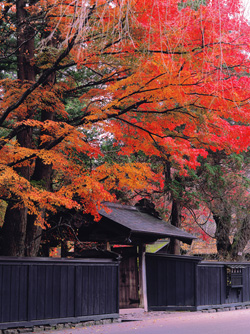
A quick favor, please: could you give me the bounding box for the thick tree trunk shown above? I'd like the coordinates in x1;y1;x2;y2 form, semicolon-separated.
24;91;55;256
169;199;181;255
16;0;35;83
163;162;182;255
213;210;232;260
0;0;57;257
230;215;250;261
25;160;53;256
214;210;250;261
0;128;33;256
25;215;43;257
0;0;36;256
0;206;28;256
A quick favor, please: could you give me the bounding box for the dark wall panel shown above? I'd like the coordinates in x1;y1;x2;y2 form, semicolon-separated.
1;265;11;322
0;257;119;329
146;254;250;311
19;266;28;321
146;254;199;310
44;265;53;319
243;267;250;302
197;265;223;306
197;264;245;306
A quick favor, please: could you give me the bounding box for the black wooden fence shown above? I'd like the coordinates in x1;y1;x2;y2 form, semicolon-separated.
146;253;250;311
2;253;250;330
146;253;200;311
0;257;119;329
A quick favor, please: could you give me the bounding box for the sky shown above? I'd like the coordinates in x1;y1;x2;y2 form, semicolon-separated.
241;0;250;20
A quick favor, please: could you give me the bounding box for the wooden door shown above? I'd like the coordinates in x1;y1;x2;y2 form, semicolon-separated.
113;246;140;309
119;255;140;308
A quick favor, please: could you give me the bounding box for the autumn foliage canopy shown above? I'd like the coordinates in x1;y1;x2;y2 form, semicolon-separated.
0;0;250;255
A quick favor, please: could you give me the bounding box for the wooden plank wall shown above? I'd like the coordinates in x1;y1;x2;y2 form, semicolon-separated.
146;253;199;311
146;254;250;311
196;264;226;306
243;266;250;302
0;257;119;328
196;263;249;306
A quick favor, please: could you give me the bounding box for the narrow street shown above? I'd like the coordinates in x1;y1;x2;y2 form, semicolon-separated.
43;308;250;334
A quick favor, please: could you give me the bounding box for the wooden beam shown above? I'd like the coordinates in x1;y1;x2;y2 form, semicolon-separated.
138;245;148;311
142;250;148;311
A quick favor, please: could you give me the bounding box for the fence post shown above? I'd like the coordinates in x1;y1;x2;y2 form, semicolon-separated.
194;262;199;310
138;245;148;311
142;251;148;312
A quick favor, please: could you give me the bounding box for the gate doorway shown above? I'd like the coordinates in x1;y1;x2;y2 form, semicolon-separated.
113;246;140;309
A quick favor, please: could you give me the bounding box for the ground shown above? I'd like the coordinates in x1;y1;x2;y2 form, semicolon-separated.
38;308;250;334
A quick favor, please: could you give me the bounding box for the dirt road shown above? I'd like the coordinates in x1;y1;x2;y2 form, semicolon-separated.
42;308;250;334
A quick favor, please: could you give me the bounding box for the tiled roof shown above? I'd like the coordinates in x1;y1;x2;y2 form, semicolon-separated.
99;202;196;244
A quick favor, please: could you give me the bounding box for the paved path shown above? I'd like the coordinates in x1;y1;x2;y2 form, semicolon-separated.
42;308;250;334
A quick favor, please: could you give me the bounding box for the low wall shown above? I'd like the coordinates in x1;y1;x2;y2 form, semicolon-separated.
0;257;119;330
146;253;200;311
197;261;250;309
145;253;250;311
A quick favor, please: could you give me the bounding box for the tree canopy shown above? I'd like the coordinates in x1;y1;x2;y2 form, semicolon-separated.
0;0;250;256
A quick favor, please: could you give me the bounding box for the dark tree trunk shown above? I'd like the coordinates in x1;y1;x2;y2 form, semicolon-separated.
0;0;57;257
230;215;250;261
1;126;33;256
213;210;232;260
213;209;250;261
25;215;43;257
16;0;35;83
25;160;53;256
25;86;55;256
169;199;181;255
164;162;182;255
0;0;36;257
0;206;28;256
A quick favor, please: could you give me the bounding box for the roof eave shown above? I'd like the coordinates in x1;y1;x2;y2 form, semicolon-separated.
131;230;195;245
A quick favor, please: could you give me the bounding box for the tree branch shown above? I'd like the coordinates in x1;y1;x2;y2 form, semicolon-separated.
0;4;96;127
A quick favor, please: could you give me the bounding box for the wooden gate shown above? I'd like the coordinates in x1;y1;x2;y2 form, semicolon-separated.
114;246;140;309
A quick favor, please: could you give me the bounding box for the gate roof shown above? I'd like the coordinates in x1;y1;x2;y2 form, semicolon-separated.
97;202;195;245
